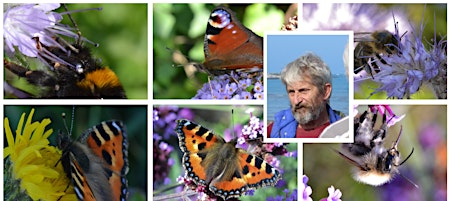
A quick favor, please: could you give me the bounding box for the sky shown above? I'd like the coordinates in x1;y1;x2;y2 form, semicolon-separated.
266;32;350;75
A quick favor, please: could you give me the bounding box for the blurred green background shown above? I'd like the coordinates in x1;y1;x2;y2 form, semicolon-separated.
354;4;447;99
153;105;298;200
153;3;295;99
4;3;148;99
304;105;447;201
4;106;148;201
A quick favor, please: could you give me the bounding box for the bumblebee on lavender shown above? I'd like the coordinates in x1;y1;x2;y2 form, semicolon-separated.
354;30;399;78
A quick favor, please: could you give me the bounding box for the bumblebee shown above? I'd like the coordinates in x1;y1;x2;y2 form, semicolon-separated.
4;6;126;99
338;106;415;187
5;42;126;99
354;30;399;78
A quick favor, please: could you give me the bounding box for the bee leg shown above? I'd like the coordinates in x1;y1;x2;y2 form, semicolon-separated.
5;60;57;87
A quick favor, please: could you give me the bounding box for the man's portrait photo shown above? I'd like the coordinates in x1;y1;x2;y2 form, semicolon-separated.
267;33;350;139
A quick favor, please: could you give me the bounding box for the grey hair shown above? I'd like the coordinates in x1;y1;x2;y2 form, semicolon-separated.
280;52;332;94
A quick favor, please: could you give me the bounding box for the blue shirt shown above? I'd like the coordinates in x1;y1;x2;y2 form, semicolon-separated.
270;104;343;138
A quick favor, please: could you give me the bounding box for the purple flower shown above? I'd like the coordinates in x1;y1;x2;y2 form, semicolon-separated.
153;109;159;121
268;188;297;201
4;3;102;71
253;92;263;99
193;71;264;100
153;106;194;140
369;105;405;127
300;175;313;201
254;81;263;93
153;137;174;186
370;13;447;99
4;3;62;57
319;186;342;201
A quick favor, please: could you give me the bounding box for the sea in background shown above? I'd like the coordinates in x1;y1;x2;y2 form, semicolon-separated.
267;74;349;121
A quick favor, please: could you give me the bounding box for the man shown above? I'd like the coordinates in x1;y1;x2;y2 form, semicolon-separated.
268;53;346;138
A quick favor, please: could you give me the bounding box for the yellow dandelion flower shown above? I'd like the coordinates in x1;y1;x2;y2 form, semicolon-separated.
4;108;77;201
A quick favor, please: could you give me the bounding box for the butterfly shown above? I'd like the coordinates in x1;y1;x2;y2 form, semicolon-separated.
58;120;129;201
175;119;281;200
197;6;263;75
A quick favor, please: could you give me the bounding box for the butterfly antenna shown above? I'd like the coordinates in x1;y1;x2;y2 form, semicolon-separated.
61;106;75;137
231;109;235;138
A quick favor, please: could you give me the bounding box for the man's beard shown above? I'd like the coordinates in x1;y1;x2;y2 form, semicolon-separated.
291;102;325;125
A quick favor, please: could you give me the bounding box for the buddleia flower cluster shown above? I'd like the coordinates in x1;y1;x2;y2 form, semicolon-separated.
193;71;263;100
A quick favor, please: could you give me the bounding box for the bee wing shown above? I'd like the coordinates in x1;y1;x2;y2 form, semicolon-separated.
354;32;376;42
334;148;369;171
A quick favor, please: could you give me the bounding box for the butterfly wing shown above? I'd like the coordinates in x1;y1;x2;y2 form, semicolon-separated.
81;120;129;201
66;142;112;201
208;149;281;200
203;6;263;72
175;119;225;185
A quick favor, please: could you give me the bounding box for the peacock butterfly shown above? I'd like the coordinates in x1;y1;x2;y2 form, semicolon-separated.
197;6;263;75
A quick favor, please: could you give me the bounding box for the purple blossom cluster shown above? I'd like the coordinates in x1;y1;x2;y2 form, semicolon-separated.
239;115;264;143
370;16;447;99
153;106;194;188
235;113;290;170
292;175;342;201
153;134;174;186
193;71;263;99
153;106;194;139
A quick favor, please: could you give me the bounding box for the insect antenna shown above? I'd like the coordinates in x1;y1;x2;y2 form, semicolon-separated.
392;126;418;188
58;4;101;49
398;147;414;166
230;109;236;139
61;106;76;138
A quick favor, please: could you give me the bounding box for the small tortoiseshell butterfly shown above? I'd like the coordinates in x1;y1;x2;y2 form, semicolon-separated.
175;119;281;200
197;6;263;75
58;120;129;201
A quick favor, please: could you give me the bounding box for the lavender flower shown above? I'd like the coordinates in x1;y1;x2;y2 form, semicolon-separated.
193;71;264;100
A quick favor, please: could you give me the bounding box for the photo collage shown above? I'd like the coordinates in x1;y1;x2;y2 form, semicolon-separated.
2;2;448;201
